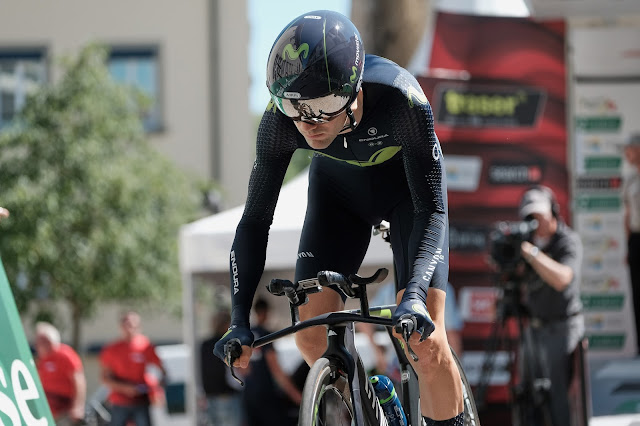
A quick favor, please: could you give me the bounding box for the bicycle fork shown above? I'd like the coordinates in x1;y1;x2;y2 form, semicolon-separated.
323;323;388;426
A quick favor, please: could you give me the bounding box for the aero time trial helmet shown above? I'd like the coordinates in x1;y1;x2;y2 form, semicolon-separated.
266;10;364;125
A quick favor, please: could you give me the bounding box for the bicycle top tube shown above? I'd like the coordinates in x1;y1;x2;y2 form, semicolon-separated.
253;304;397;349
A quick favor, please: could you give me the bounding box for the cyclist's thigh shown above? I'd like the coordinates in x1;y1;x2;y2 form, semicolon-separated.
294;159;373;292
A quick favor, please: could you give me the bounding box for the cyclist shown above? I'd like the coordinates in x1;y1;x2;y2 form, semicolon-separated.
214;10;463;425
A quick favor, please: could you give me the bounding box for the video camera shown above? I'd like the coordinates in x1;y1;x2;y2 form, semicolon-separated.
488;219;538;273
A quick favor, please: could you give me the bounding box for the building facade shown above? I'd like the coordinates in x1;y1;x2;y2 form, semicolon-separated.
0;0;253;209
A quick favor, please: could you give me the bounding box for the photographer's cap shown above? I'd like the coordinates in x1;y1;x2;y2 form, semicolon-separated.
519;187;552;218
625;133;640;146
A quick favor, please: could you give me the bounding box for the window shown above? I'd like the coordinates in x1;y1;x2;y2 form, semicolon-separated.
108;47;162;132
0;49;47;129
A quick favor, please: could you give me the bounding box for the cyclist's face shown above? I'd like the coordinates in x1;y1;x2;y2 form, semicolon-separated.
293;112;348;149
293;90;362;150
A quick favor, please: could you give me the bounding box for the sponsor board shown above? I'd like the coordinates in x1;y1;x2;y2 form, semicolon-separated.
583;156;622;174
585;312;629;331
487;161;544;185
575;116;622;132
443;155;483;192
459;287;499;323
580;274;626;293
575;134;625;156
434;83;546;128
0;260;55;424
575;212;625;235
581;293;625;311
575;176;623;191
449;224;488;253
575;194;622;212
586;333;626;350
581;235;624;257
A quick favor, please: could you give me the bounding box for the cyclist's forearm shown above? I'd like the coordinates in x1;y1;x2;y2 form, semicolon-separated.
229;219;269;325
405;211;448;297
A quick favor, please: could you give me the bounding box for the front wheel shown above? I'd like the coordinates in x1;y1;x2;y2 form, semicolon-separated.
299;357;356;426
452;349;481;426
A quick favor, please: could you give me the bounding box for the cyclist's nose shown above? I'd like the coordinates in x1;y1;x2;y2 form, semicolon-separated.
298;120;319;129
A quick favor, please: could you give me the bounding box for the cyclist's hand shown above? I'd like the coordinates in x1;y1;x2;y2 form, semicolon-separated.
213;325;254;368
393;297;435;343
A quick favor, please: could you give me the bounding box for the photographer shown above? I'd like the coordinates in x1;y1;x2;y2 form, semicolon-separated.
517;185;584;426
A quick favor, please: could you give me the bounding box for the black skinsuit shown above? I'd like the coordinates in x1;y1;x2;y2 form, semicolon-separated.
229;54;449;328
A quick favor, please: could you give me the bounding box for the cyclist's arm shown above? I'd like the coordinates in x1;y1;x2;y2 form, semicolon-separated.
229;110;299;328
390;87;448;295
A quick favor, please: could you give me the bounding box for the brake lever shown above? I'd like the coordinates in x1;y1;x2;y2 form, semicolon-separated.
395;316;420;362
224;339;245;386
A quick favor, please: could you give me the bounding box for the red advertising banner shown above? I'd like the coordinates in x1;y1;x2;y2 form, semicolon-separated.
420;11;568;280
418;11;568;409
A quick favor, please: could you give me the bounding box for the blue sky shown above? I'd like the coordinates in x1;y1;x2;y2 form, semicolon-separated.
247;0;351;114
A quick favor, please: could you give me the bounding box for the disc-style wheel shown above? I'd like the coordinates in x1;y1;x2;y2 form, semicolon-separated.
299;357;356;426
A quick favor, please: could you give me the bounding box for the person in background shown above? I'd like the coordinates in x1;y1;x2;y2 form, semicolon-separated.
199;310;243;426
518;185;584;426
243;298;302;426
35;321;86;425
100;311;167;426
623;133;640;355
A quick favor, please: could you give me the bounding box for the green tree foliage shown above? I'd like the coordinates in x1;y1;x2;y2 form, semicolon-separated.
0;44;202;346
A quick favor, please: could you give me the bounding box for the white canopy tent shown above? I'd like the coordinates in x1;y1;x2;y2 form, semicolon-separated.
178;168;395;421
179;168;395;274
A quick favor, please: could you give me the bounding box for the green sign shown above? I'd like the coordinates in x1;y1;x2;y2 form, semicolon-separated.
0;259;55;425
587;333;626;350
576;116;622;132
584;156;622;172
575;195;622;212
581;293;625;310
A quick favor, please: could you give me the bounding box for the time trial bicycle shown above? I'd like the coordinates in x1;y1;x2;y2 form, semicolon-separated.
224;267;480;426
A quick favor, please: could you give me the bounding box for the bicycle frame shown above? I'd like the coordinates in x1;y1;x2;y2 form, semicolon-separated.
253;304;421;426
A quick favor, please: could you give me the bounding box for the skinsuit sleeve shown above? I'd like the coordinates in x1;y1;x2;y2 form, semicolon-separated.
229;106;298;327
389;75;449;304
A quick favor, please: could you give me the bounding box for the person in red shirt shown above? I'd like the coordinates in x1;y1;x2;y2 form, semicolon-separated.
100;310;166;426
35;321;86;425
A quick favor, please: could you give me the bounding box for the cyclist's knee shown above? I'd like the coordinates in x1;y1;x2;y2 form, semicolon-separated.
295;326;328;365
410;335;455;380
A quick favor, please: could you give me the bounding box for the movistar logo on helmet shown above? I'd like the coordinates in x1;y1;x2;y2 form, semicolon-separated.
283;43;309;60
350;66;357;84
407;85;429;108
284;92;301;99
303;15;322;19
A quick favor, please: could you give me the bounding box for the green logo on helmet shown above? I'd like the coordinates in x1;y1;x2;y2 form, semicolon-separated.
283;43;309;60
407;85;429;108
350;66;357;83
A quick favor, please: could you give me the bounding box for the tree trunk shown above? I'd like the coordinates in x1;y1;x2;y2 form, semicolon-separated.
70;301;83;352
350;0;432;68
